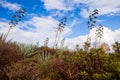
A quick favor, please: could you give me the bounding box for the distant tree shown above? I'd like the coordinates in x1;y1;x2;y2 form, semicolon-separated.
4;8;25;40
54;17;67;48
94;24;104;48
112;41;120;53
44;37;49;47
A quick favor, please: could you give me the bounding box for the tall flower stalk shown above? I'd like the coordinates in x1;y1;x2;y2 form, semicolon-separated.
87;9;99;43
4;8;25;40
54;17;67;49
94;24;104;48
84;9;99;51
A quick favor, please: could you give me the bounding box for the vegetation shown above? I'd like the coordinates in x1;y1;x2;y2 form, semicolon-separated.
0;9;120;80
0;34;120;80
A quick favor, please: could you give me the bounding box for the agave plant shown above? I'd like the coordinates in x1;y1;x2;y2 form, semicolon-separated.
18;43;38;57
38;50;51;62
32;47;55;63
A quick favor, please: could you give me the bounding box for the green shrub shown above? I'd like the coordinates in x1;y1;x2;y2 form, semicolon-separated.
92;73;112;80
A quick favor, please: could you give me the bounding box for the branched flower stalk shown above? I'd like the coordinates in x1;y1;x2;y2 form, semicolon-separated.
84;9;99;51
94;24;104;48
87;9;99;43
54;17;67;49
4;8;25;40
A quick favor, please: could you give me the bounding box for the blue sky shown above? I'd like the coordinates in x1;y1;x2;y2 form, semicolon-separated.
0;0;120;49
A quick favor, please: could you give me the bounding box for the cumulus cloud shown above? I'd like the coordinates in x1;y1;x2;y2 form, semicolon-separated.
0;17;120;50
41;0;73;10
0;16;71;47
80;8;90;18
65;36;86;49
0;0;21;11
41;0;120;18
64;26;120;50
74;0;120;17
102;27;120;45
42;0;65;10
50;10;65;17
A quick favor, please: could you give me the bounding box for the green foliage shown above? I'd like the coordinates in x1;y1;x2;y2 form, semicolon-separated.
105;60;120;79
79;71;88;80
84;42;90;52
92;73;112;80
0;36;120;80
18;43;38;57
112;41;120;53
34;47;55;62
1;7;120;80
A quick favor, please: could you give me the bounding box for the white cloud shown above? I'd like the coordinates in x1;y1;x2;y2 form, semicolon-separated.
74;0;120;17
0;17;120;51
41;0;73;10
65;36;86;49
0;0;21;11
50;10;65;17
41;0;65;10
0;16;71;48
80;8;90;18
41;0;120;17
0;21;9;33
69;19;84;28
64;26;120;50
